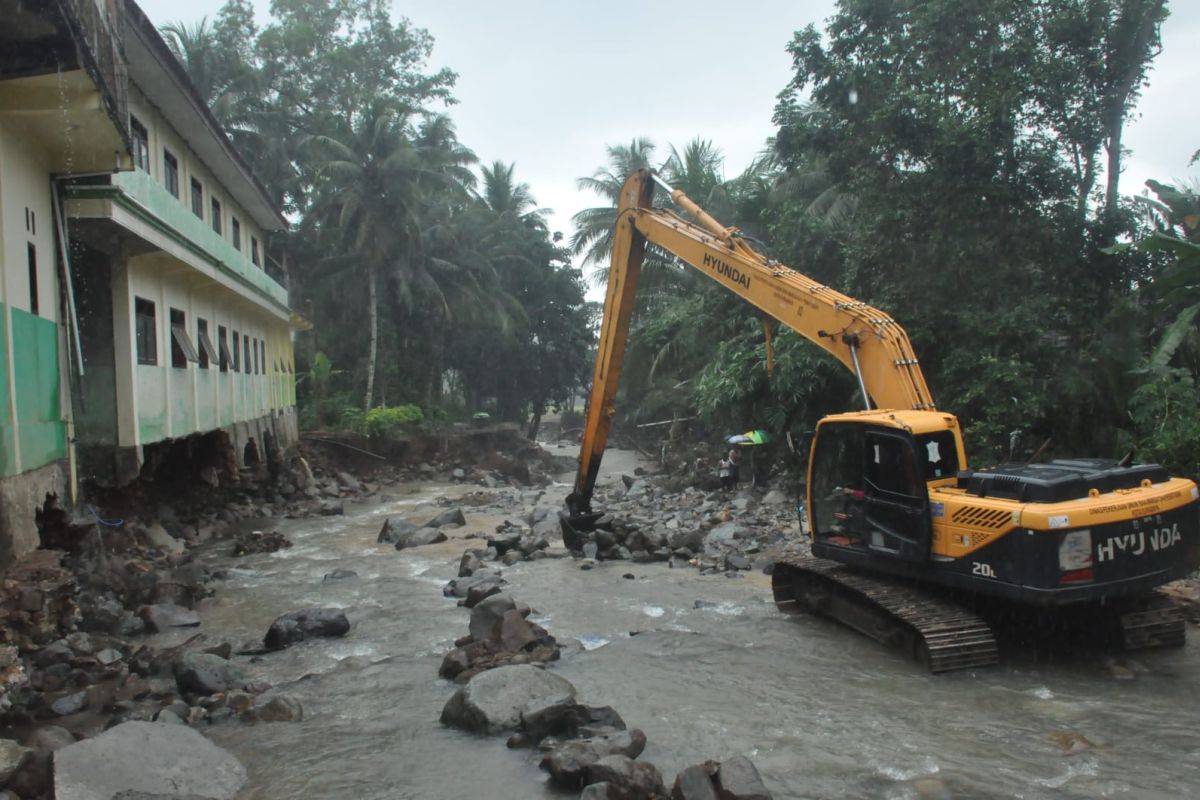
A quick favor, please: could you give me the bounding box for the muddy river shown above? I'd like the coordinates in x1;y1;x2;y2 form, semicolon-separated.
176;450;1199;799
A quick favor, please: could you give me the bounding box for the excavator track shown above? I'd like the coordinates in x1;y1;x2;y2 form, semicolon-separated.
1114;591;1186;651
772;556;999;673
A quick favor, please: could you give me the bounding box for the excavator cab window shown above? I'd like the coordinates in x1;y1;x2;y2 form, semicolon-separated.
811;423;932;563
915;431;959;480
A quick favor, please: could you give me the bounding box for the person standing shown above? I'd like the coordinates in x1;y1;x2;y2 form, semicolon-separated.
719;448;740;490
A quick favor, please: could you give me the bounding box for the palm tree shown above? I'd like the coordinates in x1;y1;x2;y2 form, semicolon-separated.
569;137;659;276
479;161;540;220
305;105;477;409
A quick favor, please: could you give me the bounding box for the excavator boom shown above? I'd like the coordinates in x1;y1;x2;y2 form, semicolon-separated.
568;169;933;513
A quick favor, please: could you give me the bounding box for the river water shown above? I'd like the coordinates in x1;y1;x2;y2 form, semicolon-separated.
179;450;1199;800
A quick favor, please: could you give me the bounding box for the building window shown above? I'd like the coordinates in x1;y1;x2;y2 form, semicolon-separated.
27;243;38;316
251;237;260;267
191;178;204;218
231;217;241;250
197;318;218;369
231;331;240;372
131;116;150;172
211;197;222;235
163;149;179;197
218;325;230;372
260;341;266;375
244;337;252;375
169;308;199;368
135;298;157;365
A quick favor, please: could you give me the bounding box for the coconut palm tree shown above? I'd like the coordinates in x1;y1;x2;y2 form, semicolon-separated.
569;137;659;277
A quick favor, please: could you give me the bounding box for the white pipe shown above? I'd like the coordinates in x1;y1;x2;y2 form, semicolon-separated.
50;182;85;377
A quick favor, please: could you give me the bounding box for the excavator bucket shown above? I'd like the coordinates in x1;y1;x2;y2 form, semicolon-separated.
558;511;604;553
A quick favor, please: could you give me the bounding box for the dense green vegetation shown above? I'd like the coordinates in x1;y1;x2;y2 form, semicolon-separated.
168;0;1200;476
163;0;592;434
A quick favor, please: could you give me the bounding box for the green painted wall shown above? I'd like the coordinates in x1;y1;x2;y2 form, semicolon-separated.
0;303;11;476
0;306;65;478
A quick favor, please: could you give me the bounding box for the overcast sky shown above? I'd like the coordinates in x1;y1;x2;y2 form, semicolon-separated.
137;0;1200;256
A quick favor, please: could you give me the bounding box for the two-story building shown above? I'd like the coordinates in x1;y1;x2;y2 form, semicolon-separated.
0;0;301;568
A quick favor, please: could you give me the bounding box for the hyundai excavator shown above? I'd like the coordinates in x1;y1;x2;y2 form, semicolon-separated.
561;169;1200;672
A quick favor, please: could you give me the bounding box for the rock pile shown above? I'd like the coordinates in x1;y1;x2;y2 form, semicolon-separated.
435;566;776;800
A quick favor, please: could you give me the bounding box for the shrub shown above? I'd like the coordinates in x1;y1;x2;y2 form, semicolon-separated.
363;404;424;438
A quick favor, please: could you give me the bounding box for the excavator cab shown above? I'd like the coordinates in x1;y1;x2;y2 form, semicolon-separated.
808;416;958;565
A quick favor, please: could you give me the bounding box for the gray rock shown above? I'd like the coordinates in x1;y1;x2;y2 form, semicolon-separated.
153;708;186;725
138;604;201;632
95;648;123;666
336;471;361;492
541;729;647;787
51;691;88;716
440;664;577;734
586;754;665;799
393;527;448;550
254;696;303;722
469;593;517;642
725;554;752;571
581;782;616;799
174;652;245;695
35;640;74;668
425;507;466;528
27;725;74;751
761;490;788;506
323;569;359;582
704;523;749;548
0;739;31;785
716;755;773;799
319;499;345;516
140;522;184;555
669;530;705;551
459;549;485;577
53;721;246;800
672;764;720;800
377;517;419;544
263;608;350;650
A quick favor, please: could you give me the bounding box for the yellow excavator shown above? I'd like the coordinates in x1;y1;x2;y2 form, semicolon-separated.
562;169;1200;672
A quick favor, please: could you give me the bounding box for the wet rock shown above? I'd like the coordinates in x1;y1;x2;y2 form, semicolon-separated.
469;593;519;642
337;471;361;492
581;783;617;799
704;523;748;548
426;507;467;528
35;639;75;668
459;549;485;577
263;608;350;650
231;530;292;556
441;664;576;735
439;648;472;679
394;527;448;550
715;755;772;799
501;549;525;566
378;517;419;544
522;703;626;743
724;554;751;571
138;603;201;632
444;572;505;601
174;652;245;695
585;754;665;799
6;747;50;798
499;609;538;651
0;739;31;785
154;708;186;725
672;763;720;800
139;522;184;555
50;690;88;716
540;729;647;787
319;499;346;516
27;725;75;751
253;695;303;722
464;579;503;609
53;720;246;799
95;648;123;666
323;569;359;582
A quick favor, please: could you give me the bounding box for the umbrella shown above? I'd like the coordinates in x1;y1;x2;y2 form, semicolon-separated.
725;429;769;446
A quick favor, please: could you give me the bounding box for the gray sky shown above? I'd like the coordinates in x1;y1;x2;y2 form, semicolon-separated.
138;0;1200;255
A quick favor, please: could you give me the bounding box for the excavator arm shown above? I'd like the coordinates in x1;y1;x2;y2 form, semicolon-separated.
567;169;935;515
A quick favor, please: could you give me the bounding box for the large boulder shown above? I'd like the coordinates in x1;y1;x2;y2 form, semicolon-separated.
53;721;246;800
540;729;647;787
672;764;720;800
469;593;516;642
137;603;200;632
0;739;31;786
440;664;576;735
585;755;665;799
703;523;749;548
263;607;350;650
715;755;772;799
425;507;466;528
393;527;448;551
174;651;246;695
377;517;419;544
